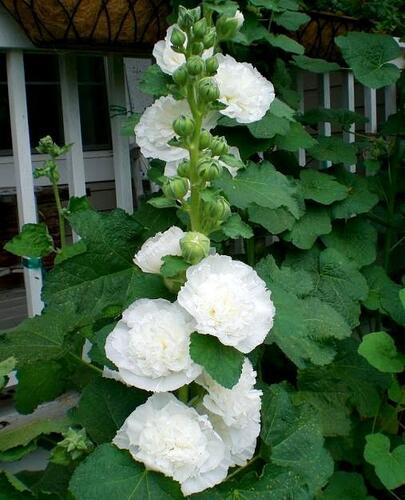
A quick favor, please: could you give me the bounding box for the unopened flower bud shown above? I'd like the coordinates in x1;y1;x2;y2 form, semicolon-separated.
216;15;241;40
163;176;189;200
193;18;207;40
173;115;195;137
191;41;204;55
207;196;231;220
181;231;210;264
198;77;220;102
170;27;186;47
197;158;222;181
177;160;191;177
172;65;188;86
199;130;212;149
210;137;228;156
186;55;204;76
203;29;216;49
177;6;195;30
205;56;219;76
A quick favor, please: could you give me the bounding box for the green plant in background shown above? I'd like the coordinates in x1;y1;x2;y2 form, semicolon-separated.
1;0;404;499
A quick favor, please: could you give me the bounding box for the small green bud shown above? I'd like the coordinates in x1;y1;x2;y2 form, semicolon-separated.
193;18;207;40
172;65;188;86
189;7;202;23
199;130;213;149
210;136;228;156
205;56;219;75
162;176;189;200
198;77;220;102
191;41;204;55
170;27;186;47
203;29;216;49
197;158;222;181
186;55;204;76
177;160;191;177
216;15;241;40
206;196;231;221
173;115;195;137
180;231;210;264
177;6;194;30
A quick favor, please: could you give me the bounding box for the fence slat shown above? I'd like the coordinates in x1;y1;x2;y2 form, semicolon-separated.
319;72;331;168
384;85;397;119
364;87;377;134
105;55;134;213
6;50;43;316
342;71;356;172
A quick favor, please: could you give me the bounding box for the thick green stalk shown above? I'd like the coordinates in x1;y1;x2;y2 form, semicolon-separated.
51;178;66;249
177;384;189;404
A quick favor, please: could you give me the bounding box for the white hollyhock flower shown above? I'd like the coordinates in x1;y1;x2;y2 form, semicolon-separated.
177;255;275;353
113;393;230;495
215;54;275;124
197;359;262;466
153;25;214;75
135;96;218;162
164;146;241;179
104;299;201;392
133;226;184;274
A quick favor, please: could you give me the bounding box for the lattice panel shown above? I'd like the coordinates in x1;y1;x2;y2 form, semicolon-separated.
0;0;170;50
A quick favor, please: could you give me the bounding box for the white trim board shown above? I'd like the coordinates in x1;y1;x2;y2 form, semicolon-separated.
0;6;34;50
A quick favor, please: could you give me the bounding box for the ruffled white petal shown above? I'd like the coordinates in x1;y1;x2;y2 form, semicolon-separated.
177;255;275;353
215;54;275;124
133;226;184;274
104;299;201;392
113;393;230;495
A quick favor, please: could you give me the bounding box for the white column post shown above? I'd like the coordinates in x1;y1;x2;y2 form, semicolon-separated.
59;54;86;241
364;87;378;134
384;85;397;119
342;71;356;172
6;49;43;316
105;55;133;213
319;72;331;168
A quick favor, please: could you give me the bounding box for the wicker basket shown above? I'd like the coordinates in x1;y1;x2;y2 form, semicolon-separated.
0;0;170;51
293;11;372;62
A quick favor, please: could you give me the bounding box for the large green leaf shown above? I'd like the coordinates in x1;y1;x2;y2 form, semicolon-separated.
336;33;401;89
309;137;357;166
301;108;367;129
0;356;16;390
221;213;254;239
138;64;171;97
265;34;304;54
189;333;244;389
0;473;32;500
248;205;296;234
215;161;302;218
299;169;348;205
273;10;310;30
0;307;71;365
74;378;147;444
261;384;333;494
292;55;340;73
275;122;317;151
284;207;332;249
298;339;390;419
364;433;405;490
321;218;377;268
318;471;373;499
15;360;67;414
362;265;405;326
4;223;54;258
247;111;291;139
42;208;170;326
132;202;178;239
69;444;183;500
358;332;404;373
257;257;350;367
331;167;378;219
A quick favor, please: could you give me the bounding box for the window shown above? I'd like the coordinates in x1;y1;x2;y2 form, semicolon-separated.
0;53;111;155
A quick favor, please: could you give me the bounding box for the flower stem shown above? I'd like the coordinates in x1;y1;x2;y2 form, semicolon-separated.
225;455;260;482
68;352;103;375
51;178;66;250
177;385;189;404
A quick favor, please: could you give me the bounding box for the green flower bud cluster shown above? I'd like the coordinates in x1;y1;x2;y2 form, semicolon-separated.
180;231;210;264
50;428;93;465
200;195;231;234
197;157;222;181
173;115;195;137
216;14;241;41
